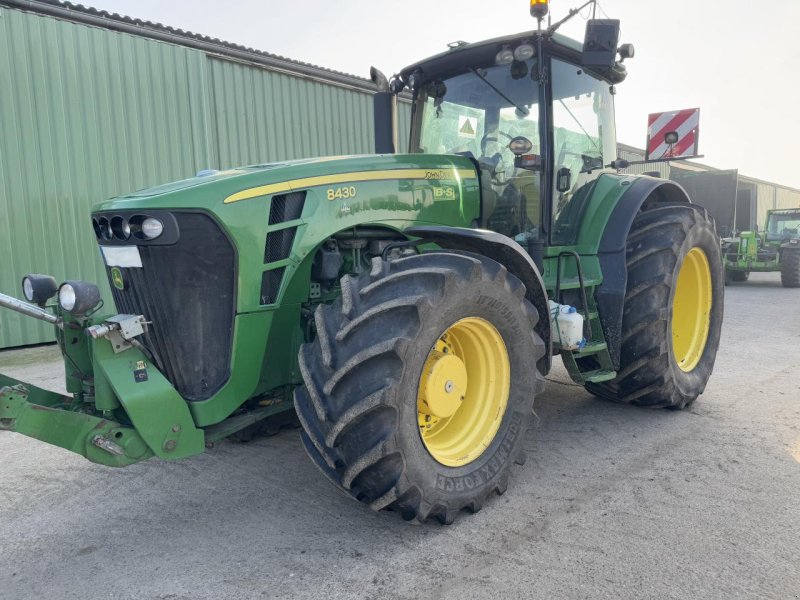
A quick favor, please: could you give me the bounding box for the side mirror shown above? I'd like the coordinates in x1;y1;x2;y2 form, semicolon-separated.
581;19;621;69
556;167;572;192
609;158;629;170
508;136;533;156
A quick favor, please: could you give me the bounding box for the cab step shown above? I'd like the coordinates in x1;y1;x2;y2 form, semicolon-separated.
573;341;607;358
581;369;617;383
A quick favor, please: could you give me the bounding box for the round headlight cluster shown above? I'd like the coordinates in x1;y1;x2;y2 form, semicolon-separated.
21;274;58;306
111;215;131;240
58;283;77;312
513;43;535;62
140;217;164;239
93;216;113;241
495;42;536;66
495;46;514;66
92;215;164;241
58;280;101;316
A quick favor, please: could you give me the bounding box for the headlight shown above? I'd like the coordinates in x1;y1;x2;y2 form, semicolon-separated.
513;43;535;61
59;284;76;311
111;215;131;240
140;217;164;240
22;274;58;306
58;281;101;316
495;47;514;66
96;216;112;240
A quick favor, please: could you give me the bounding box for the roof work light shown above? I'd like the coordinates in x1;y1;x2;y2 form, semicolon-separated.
530;0;549;20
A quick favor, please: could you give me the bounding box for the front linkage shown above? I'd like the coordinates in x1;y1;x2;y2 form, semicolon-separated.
0;285;204;466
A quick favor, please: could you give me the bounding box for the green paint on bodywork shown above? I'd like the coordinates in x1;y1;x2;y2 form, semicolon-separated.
0;150;638;461
92;338;205;458
94;153;481;428
0;375;152;467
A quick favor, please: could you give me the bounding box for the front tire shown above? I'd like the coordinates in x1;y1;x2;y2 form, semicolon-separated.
781;249;800;288
294;251;545;523
587;205;724;409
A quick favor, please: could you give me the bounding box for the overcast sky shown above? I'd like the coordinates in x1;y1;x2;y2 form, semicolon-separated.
86;0;800;188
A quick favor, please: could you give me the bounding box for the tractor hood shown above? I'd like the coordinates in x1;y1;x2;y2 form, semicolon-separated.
87;152;480;408
94;154;378;210
92;153;476;212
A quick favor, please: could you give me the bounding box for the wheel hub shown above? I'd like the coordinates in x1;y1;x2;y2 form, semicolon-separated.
672;246;713;372
417;317;511;467
421;351;467;419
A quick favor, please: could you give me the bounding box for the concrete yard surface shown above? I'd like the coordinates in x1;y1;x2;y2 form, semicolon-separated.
1;271;799;600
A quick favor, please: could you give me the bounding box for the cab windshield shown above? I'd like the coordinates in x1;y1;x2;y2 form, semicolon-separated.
766;212;800;241
414;59;542;241
413;53;617;245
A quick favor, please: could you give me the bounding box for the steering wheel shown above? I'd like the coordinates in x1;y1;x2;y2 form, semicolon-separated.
479;131;514;184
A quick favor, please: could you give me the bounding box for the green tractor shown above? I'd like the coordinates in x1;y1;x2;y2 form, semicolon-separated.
0;2;724;523
722;208;800;287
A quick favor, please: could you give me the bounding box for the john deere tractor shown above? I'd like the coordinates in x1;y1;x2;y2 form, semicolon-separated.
0;2;724;523
722;208;800;287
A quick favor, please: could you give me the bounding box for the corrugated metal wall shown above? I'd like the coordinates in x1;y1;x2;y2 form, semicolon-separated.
755;184;800;227
618;144;800;230
0;6;411;349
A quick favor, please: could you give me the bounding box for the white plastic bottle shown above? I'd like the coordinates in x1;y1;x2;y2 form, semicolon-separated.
548;300;585;351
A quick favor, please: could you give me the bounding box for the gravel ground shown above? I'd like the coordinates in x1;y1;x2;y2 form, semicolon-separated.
1;272;799;600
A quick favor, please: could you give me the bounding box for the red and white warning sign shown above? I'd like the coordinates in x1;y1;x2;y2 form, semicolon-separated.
646;108;700;160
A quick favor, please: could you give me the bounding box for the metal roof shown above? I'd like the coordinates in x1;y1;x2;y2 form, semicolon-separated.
0;0;376;92
618;143;800;194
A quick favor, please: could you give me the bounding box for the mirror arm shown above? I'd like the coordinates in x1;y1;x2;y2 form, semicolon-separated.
547;0;596;34
609;155;706;170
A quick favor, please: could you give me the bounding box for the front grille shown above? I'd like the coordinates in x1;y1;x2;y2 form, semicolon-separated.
105;212;236;401
269;191;305;225
260;191;305;304
261;268;285;304
265;227;297;264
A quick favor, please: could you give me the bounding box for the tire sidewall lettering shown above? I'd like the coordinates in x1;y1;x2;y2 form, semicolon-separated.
393;271;538;500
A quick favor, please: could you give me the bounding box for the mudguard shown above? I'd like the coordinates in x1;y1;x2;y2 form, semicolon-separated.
596;177;692;368
406;225;552;373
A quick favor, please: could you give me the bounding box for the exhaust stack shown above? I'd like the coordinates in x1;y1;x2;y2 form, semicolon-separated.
370;67;397;154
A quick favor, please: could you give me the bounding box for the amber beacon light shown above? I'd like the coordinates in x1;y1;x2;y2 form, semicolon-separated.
530;0;549;19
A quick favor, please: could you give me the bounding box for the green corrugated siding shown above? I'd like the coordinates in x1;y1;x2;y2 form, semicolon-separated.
0;6;412;348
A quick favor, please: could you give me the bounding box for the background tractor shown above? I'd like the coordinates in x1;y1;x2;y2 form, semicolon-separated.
0;1;724;523
722;208;800;287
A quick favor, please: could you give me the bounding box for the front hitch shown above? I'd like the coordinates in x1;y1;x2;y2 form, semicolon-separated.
0;376;153;467
1;286;205;466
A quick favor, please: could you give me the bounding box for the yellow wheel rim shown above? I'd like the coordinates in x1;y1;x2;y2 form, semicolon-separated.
671;247;713;372
417;317;511;467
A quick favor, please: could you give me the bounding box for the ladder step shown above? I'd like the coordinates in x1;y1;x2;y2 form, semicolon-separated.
573;341;607;358
582;369;617;383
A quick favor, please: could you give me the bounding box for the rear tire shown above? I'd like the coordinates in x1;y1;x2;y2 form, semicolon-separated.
731;270;749;282
587;205;724;409
781;249;800;288
294;251;545;523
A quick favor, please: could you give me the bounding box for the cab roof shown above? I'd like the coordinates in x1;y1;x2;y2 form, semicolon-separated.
400;30;583;80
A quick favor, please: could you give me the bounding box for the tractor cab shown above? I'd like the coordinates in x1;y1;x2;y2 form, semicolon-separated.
722;207;800;286
398;23;629;252
765;209;800;244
